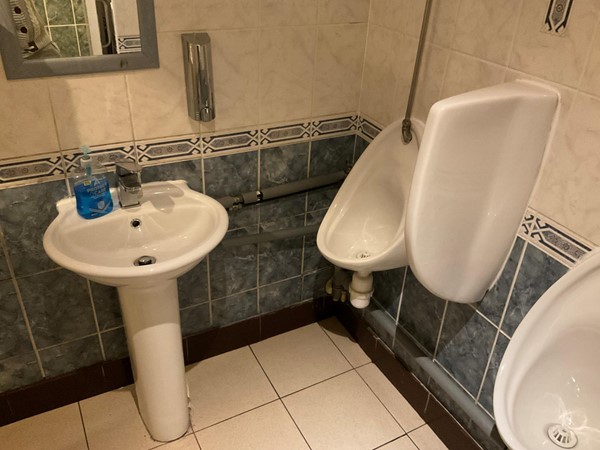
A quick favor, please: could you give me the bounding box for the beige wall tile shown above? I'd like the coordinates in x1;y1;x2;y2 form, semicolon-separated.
510;0;600;87
80;386;157;449
371;0;425;37
412;44;449;121
0;77;59;160
440;52;506;100
261;0;318;26
48;74;133;149
0;404;87;450
127;32;199;140
154;0;196;32
427;0;460;48
360;26;408;126
187;346;278;430
357;363;425;432
452;0;521;65
530;92;600;245
200;29;260;133
580;26;600;97
196;401;309;450
283;371;403;449
317;0;370;24
251;323;351;396
194;0;260;30
312;24;367;117
259;26;317;124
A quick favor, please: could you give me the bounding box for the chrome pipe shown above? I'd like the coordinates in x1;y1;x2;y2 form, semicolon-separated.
402;0;434;144
181;33;215;122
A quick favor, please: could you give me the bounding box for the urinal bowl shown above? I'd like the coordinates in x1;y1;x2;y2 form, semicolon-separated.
316;119;421;275
494;250;600;450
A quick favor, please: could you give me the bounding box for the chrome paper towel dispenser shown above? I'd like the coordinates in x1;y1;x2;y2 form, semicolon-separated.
181;33;215;122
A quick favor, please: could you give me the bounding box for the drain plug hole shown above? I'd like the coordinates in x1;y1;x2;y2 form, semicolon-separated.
547;423;578;449
131;218;142;228
134;256;156;266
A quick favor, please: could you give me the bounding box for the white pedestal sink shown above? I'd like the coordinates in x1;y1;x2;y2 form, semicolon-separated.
43;180;228;442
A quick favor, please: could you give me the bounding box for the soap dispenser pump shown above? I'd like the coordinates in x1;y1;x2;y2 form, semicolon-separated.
73;146;113;219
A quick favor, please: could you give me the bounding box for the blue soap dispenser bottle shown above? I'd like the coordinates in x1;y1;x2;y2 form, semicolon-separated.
73;146;113;219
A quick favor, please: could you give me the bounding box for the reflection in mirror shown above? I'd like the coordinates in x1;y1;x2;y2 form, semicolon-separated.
10;0;141;59
0;0;157;79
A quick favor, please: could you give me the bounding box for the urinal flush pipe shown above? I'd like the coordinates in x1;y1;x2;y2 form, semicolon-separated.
349;271;373;309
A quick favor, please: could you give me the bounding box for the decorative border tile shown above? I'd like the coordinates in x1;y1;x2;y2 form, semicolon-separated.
137;138;201;163
519;208;593;266
311;116;358;138
0;155;64;186
543;0;573;36
260;122;311;147
117;35;142;53
203;129;259;154
359;117;382;141
62;144;136;174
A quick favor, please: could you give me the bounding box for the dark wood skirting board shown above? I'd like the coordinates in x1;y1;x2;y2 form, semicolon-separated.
0;298;336;427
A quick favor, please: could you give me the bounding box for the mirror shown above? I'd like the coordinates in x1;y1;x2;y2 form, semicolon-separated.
0;0;158;79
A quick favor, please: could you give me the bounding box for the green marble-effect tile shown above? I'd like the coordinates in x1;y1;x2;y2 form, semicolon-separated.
259;277;302;314
39;335;103;378
73;0;87;23
180;303;211;337
101;328;129;360
0;353;42;393
0;280;33;360
212;290;258;327
77;25;91;56
46;0;75;25
50;26;80;57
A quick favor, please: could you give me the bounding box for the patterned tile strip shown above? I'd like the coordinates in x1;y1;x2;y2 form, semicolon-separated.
519;209;593;266
137;138;201;163
359;117;382;141
260;122;311;146
117;35;142;53
0;156;64;184
62;144;137;173
203;129;259;154
312;116;358;137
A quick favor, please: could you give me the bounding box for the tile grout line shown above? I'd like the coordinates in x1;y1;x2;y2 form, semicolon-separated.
432;300;449;359
77;402;91;450
85;279;106;361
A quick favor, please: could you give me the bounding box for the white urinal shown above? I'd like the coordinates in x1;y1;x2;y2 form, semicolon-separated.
494;249;600;450
318;80;558;308
406;80;559;303
316;119;421;308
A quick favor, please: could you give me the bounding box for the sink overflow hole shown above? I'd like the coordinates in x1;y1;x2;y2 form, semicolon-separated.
131;218;142;228
547;424;578;449
134;256;156;266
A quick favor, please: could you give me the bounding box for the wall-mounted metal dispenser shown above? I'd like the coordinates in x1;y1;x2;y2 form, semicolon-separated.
181;33;215;122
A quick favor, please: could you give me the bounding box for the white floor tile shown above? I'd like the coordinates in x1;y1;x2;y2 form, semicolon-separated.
409;425;450;450
80;385;158;450
251;323;352;396
357;363;425;432
378;435;419;450
0;404;87;450
187;346;278;430
319;317;371;367
196;401;309;450
283;370;403;450
152;434;200;449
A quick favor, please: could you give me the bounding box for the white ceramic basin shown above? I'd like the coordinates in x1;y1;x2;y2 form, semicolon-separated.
494;249;600;450
43;180;228;442
43;180;228;287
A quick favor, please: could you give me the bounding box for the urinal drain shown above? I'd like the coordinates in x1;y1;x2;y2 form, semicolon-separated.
547;423;578;448
134;256;156;266
355;251;371;259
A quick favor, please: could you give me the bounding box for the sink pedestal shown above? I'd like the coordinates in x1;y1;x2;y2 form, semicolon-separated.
118;280;189;442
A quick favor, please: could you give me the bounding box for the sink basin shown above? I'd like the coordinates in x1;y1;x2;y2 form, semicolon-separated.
494;249;600;450
43;180;228;287
43;180;228;442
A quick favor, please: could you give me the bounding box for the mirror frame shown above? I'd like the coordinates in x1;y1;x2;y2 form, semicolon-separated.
0;0;158;79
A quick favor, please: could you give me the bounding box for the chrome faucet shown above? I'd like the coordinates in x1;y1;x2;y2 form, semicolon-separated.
116;160;143;208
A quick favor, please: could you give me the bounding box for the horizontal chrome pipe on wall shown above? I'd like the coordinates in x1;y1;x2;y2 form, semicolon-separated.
222;224;320;248
217;171;346;210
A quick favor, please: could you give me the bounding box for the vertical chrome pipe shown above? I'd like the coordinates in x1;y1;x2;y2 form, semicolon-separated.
181;33;215;122
402;0;434;144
